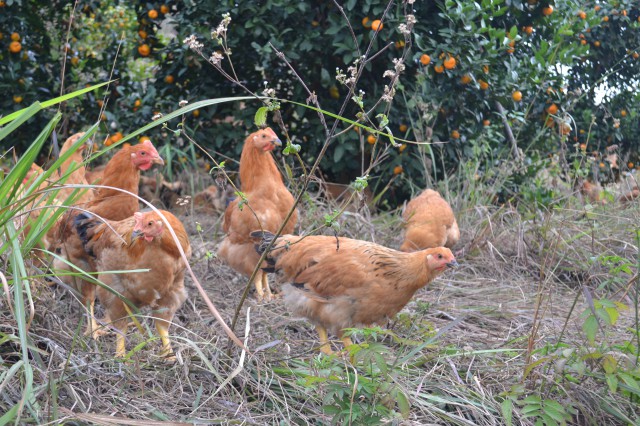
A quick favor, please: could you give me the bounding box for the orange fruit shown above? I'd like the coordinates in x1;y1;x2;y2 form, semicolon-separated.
628;162;634;168
311;20;319;27
9;41;21;53
419;53;431;65
164;75;174;84
111;132;123;143
620;109;627;117
578;11;586;19
101;113;107;121
193;109;200;117
399;124;408;132
602;16;609;22
580;39;587;45
138;29;147;39
371;19;383;31
613;122;620;129
138;44;151;56
483;119;490;126
560;123;571;135
483;65;489;74
599;162;605;168
70;56;79;66
479;80;489;90
542;5;553;16
451;130;460;139
97;99;104;108
11;32;20;41
512;90;523;102
524;26;533;35
393;165;403;175
139;136;151;143
443;55;456;70
593;41;600;47
13;95;23;103
460;74;472;84
579;143;586;150
633;52;639;59
362;17;371;28
622;10;627;16
595;5;601;11
434;64;444;73
160;5;169;14
395;40;405;49
367;134;376;144
547;103;558;115
148;9;158;19
399;144;407;153
134;99;142;108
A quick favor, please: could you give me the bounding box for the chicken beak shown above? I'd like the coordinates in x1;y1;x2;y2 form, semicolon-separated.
152;156;165;166
446;260;459;268
131;229;143;239
272;138;282;147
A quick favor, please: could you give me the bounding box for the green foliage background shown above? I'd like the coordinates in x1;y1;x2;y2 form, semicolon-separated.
1;0;639;205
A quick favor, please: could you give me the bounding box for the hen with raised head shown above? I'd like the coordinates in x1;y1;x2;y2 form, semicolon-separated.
252;231;458;355
400;189;460;252
74;209;190;359
51;140;164;338
218;127;297;301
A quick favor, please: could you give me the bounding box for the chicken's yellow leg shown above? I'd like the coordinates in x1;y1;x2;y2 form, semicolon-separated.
115;332;126;358
155;319;175;358
254;271;265;301
261;272;274;301
83;299;104;339
341;336;354;349
316;325;334;355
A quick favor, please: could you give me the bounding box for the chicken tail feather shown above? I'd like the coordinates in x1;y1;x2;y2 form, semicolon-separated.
73;212;98;256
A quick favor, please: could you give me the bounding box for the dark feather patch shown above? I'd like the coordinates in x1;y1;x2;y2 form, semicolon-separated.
73;212;98;256
291;282;306;289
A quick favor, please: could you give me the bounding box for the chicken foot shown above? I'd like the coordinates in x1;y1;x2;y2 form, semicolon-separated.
255;271;276;302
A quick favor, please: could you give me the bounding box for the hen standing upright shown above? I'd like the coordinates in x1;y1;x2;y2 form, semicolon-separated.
252;231;458;355
51;140;164;338
74;209;190;359
400;189;460;252
218;127;298;301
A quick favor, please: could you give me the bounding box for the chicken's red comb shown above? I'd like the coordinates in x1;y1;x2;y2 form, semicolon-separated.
137;139;161;157
264;127;278;138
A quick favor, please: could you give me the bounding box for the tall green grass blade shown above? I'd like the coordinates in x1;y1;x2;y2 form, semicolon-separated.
7;221;35;423
0;81;112;126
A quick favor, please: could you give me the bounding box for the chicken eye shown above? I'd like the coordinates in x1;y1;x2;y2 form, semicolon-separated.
438;254;443;259
140;151;147;156
148;221;153;226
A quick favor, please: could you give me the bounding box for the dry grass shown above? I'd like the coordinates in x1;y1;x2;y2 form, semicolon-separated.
1;180;638;425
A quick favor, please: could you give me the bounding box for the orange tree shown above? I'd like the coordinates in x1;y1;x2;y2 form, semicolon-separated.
141;0;640;201
3;0;639;203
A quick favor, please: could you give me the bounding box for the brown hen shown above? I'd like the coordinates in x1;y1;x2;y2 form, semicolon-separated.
74;209;190;359
218;127;297;301
400;189;460;252
252;231;458;355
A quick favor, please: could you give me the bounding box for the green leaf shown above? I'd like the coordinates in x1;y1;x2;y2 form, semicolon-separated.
501;399;513;426
254;106;268;127
582;315;598;344
606;373;618;393
602;355;617;374
395;390;410;419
